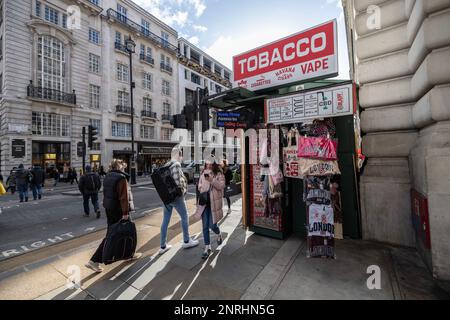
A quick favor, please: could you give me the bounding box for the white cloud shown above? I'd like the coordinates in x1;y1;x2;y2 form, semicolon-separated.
193;25;208;32
188;0;207;17
132;0;205;28
188;36;200;45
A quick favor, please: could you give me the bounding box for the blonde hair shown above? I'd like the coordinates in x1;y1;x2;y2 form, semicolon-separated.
110;159;127;171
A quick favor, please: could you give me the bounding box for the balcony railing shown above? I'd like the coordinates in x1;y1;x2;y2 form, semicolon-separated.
141;110;157;119
160;63;173;73
162;114;172;122
27;82;76;105
115;42;128;53
107;9;179;54
116;105;132;114
140;54;154;65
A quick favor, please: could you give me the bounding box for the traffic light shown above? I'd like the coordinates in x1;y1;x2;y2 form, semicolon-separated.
171;114;187;129
88;125;98;149
184;105;196;132
199;87;210;132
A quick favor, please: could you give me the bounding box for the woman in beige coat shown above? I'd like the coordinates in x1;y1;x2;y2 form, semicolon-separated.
195;161;226;259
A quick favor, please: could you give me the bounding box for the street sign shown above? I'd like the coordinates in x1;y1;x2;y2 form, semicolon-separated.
11;139;26;158
216;111;248;129
233;20;338;91
265;83;355;125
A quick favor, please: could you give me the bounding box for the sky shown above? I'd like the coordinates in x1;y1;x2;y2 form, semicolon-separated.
132;0;350;80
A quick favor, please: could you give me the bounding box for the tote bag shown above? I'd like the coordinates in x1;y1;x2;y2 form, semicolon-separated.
283;129;304;179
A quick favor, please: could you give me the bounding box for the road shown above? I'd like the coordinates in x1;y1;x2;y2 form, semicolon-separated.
0;183;198;262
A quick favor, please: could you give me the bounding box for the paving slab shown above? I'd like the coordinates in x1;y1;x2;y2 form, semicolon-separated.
271;240;396;300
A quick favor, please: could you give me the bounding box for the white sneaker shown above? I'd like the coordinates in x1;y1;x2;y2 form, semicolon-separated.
182;238;199;249
158;244;172;255
85;261;103;273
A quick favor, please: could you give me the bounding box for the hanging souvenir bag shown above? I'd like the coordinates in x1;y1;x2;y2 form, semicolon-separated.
282;128;303;179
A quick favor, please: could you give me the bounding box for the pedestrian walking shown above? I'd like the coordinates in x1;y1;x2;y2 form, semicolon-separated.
70;168;78;185
30;165;45;200
53;167;59;187
15;164;32;203
158;147;199;256
85;159;141;273
99;165;106;178
222;159;233;214
6;168;17;194
195;159;226;259
78;165;102;219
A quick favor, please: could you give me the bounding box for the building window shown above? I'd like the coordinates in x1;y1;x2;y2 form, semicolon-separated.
62;14;67;28
36;35;66;92
141;19;150;35
163;102;171;116
210;82;214;92
0;73;3;94
161;31;169;47
91;142;101;151
161;128;172;141
89;53;100;74
89;0;100;6
89;119;101;135
89;28;100;44
32;112;70;137
117;90;129;106
35;1;41;17
115;31;122;45
89;84;100;109
117;4;127;22
143;72;153;90
216;85;222;93
140;125;155;140
162;80;171;96
0;36;3;60
140;44;145;56
184;69;190;80
44;6;59;25
143;97;152;112
112;121;131;137
191;73;201;85
117;63;129;82
146;47;152;59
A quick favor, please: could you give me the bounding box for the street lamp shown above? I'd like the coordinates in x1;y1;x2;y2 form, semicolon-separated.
125;36;137;185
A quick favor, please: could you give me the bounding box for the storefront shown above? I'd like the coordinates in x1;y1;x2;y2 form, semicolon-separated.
32;141;71;177
137;142;176;174
210;81;361;246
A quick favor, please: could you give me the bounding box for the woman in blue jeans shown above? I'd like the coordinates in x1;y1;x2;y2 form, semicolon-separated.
195;161;226;259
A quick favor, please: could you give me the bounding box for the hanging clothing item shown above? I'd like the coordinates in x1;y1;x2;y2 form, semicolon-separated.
307;236;335;259
304;176;331;205
297;136;338;161
308;204;334;237
298;159;341;176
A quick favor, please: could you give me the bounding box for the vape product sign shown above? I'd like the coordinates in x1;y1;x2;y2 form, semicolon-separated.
233;20;338;91
265;83;354;125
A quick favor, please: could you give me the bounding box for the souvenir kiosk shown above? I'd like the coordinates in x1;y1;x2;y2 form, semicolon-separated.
208;80;362;257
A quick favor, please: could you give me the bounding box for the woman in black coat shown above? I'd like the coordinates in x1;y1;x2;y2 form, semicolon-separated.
222;160;233;213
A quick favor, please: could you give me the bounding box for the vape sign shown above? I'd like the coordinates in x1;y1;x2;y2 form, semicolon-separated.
233;20;338;91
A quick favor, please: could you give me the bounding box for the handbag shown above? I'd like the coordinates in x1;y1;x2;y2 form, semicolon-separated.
198;185;211;206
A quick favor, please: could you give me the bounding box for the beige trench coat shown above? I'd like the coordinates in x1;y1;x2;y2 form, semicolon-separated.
195;170;226;224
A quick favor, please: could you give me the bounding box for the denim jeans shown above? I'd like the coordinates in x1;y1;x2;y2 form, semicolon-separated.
83;193;100;215
17;185;29;202
160;196;190;248
202;206;221;246
31;185;43;200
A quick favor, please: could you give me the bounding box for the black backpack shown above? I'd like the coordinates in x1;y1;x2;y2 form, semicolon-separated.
151;162;183;205
102;219;137;265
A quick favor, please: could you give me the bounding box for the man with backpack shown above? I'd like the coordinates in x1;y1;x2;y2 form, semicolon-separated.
30;165;45;200
155;147;199;255
78;165;102;219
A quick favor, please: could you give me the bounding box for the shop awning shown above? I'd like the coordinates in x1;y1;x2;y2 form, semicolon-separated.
208;87;269;110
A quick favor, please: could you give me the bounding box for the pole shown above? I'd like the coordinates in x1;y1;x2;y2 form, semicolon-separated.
129;46;136;185
82;127;86;175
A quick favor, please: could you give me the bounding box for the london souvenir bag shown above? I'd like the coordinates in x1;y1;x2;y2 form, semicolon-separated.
283;129;304;179
298;158;341;176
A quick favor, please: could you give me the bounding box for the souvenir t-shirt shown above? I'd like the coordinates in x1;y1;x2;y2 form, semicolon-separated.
308;204;334;237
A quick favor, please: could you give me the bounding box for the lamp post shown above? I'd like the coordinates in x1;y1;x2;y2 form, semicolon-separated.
125;36;137;185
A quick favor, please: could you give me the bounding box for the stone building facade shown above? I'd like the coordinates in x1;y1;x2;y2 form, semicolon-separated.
342;0;450;287
0;0;180;177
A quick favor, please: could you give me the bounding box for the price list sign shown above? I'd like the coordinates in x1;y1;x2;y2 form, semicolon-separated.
265;83;355;125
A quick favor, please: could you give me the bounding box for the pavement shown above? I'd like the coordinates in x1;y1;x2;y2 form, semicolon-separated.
0;182;197;263
0;197;448;300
